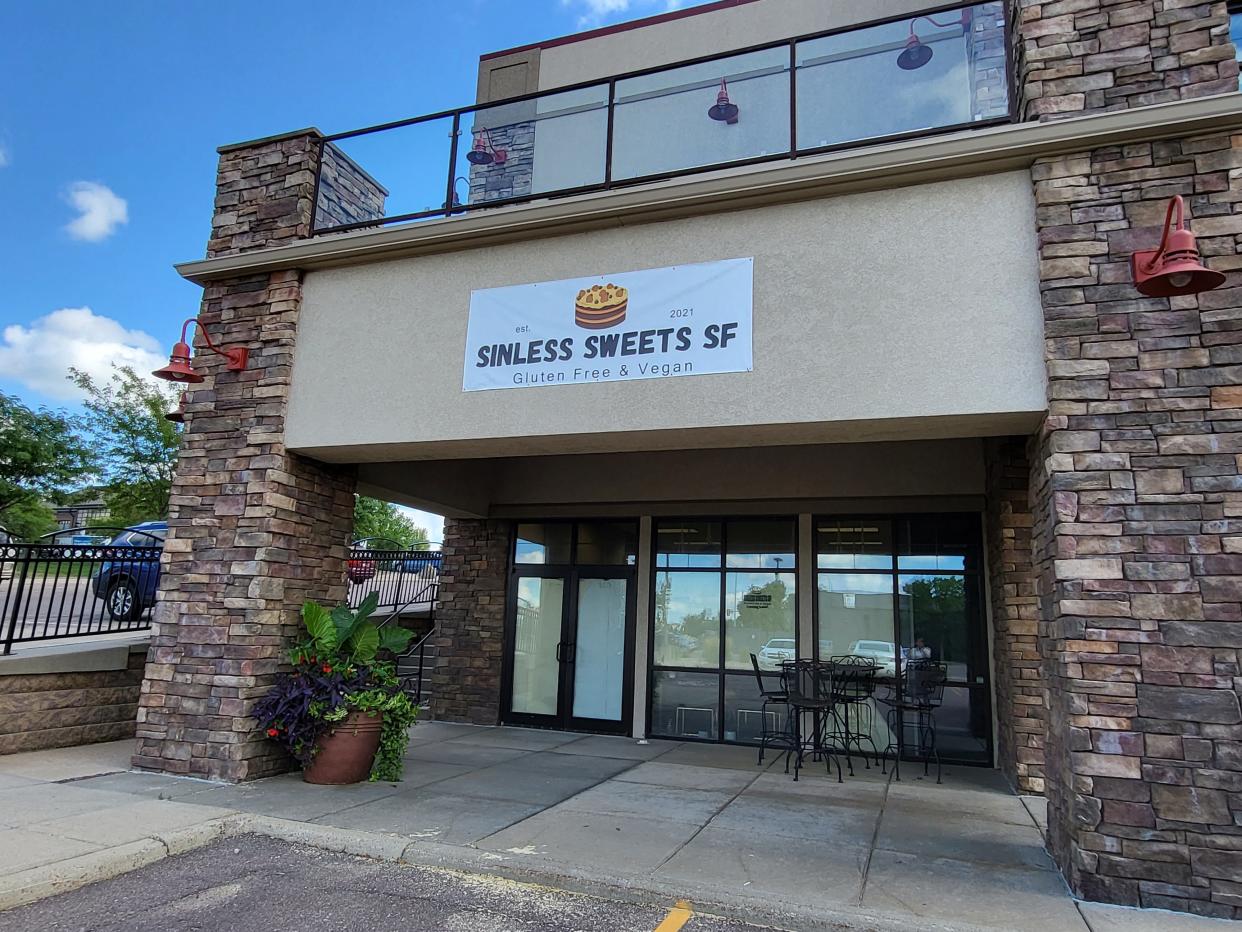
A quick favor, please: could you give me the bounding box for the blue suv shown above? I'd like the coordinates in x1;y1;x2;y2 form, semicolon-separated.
92;522;167;621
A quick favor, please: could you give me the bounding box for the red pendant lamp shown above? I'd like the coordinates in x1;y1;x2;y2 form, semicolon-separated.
1131;195;1227;298
152;317;248;384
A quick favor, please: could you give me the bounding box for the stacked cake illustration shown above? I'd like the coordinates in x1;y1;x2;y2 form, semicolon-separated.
574;283;628;329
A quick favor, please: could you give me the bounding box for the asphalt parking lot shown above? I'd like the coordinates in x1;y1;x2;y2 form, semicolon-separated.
0;835;773;932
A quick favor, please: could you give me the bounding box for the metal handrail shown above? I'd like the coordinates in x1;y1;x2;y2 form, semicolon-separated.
309;0;1012;235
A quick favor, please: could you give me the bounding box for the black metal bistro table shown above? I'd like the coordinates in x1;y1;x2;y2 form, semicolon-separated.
780;659;844;783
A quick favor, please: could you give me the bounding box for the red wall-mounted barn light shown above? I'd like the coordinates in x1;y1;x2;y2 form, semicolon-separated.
898;10;970;71
466;129;507;166
1131;195;1226;298
164;391;188;424
152;317;248;384
708;78;739;124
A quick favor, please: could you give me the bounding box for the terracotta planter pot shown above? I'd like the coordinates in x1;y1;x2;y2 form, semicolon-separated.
303;710;383;785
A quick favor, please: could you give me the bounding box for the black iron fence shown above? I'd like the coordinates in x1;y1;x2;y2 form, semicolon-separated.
0;528;443;655
311;1;1011;235
346;547;442;615
1;527;163;655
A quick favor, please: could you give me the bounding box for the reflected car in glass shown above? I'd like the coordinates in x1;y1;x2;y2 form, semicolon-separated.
757;637;796;669
847;639;897;677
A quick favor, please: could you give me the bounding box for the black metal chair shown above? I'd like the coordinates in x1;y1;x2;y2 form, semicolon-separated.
877;660;948;783
782;659;843;783
749;652;797;769
824;655;880;776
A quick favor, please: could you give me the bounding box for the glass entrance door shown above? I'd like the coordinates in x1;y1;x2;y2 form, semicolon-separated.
504;522;636;734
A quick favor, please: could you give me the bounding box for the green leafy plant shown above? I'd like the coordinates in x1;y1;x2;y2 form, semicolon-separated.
255;595;420;780
292;592;413;667
348;682;420;781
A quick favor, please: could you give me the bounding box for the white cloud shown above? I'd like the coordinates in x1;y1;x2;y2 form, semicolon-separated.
561;0;685;27
0;307;164;401
396;506;446;545
64;182;128;242
0;145;8;168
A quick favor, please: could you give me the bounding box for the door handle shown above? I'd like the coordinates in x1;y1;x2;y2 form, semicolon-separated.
556;642;564;662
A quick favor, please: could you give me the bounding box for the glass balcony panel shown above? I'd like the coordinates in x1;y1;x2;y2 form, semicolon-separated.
611;46;791;181
468;85;609;206
315;116;455;230
795;2;1009;151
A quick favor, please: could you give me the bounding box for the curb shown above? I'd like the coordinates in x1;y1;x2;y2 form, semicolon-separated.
0;817;238;913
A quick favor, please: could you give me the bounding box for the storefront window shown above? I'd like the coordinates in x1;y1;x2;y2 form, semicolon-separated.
653;571;720;668
515;523;572;564
576;521;638;565
815;514;989;764
651;517;796;743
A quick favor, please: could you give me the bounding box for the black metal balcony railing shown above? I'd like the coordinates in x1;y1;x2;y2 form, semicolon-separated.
310;1;1012;236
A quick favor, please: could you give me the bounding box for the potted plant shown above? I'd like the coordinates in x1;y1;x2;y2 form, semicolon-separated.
253;593;420;784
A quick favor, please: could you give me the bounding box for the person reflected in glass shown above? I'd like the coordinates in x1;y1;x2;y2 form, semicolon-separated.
908;636;932;663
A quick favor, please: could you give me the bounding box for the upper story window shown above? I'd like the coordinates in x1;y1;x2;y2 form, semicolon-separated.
311;2;1012;236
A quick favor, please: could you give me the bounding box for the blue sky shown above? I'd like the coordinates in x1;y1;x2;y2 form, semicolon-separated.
0;0;707;537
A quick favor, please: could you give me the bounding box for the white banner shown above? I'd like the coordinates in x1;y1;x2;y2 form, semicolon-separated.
463;257;753;392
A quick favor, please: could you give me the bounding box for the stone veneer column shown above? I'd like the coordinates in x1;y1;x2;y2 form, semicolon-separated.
986;437;1047;794
430;518;511;725
1031;134;1242;916
1016;0;1242;916
133;130;360;781
1015;0;1237;121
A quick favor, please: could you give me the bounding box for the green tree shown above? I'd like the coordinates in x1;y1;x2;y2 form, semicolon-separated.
0;392;91;533
0;498;58;540
69;366;182;526
352;496;430;549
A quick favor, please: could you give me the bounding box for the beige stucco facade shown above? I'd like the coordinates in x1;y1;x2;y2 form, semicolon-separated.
286;169;1046;502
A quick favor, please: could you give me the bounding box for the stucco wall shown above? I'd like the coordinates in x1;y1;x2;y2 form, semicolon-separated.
534;0;953;91
286;170;1045;462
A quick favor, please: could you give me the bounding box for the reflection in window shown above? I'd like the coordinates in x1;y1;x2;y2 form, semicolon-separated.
651;517;797;742
576;521;638;565
899;573;972;682
656;522;722;568
651;670;718;739
726;519;796;569
795;2;1008;150
653;571;720;668
725;572;796;670
515;523;572;564
511;577;564;716
817;520;892;570
816;573;895;673
612;46;791;181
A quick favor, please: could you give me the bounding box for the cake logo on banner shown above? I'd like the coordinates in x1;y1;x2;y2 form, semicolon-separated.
463;257;753;392
574;283;628;330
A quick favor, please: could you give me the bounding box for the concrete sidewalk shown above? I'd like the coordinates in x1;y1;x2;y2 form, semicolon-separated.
0;726;1233;932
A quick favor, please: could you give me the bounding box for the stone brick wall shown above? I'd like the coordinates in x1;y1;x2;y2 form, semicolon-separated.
968;2;1013;121
1029;132;1242;915
314;143;387;231
1016;0;1237;121
134;131;358;781
0;645;145;755
468;121;535;206
986;437;1047;794
430;518;510;725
